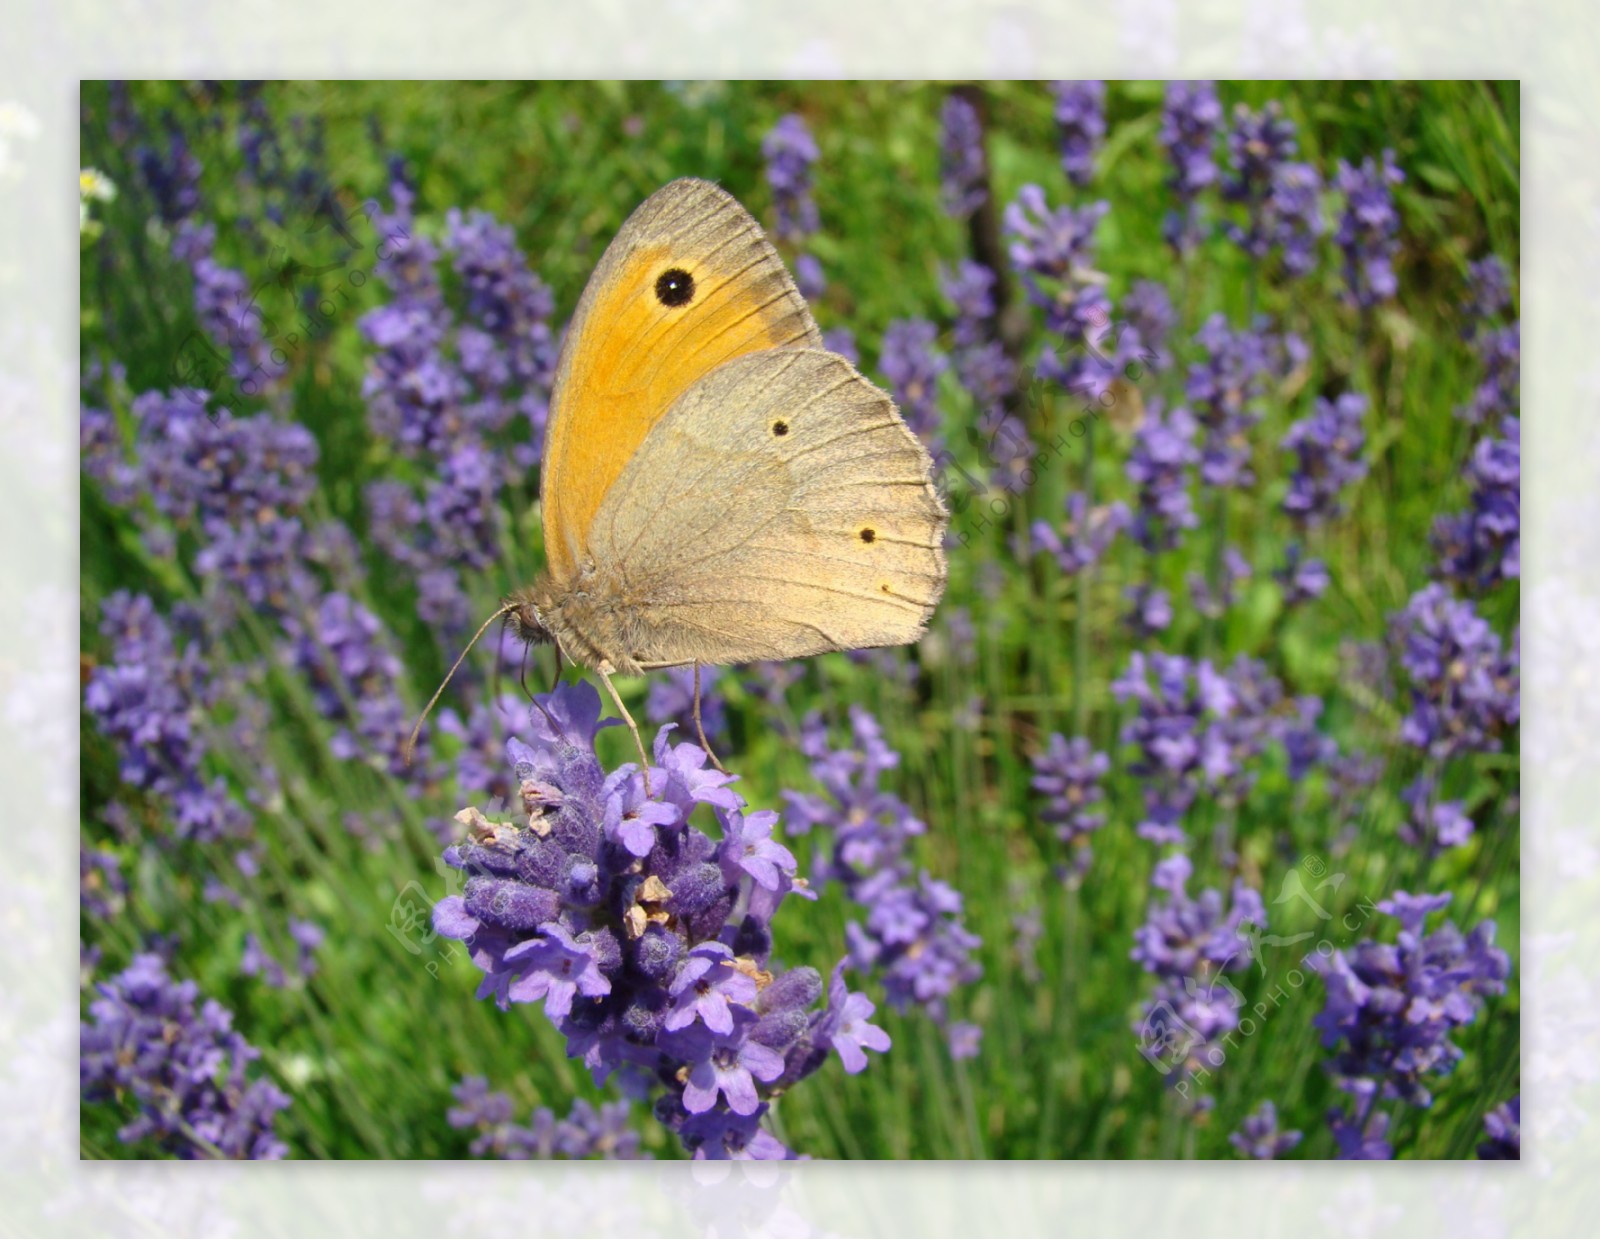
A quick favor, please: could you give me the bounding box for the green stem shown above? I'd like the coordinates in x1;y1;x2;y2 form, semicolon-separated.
1073;418;1095;738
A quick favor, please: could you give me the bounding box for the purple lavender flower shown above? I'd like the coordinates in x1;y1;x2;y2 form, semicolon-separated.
1031;735;1110;873
1433;416;1520;591
1329;1082;1395;1160
784;708;981;1044
1465;256;1513;328
1132;853;1266;1089
240;933;288;988
359;182;471;459
1477;1096;1520;1159
134;121;203;225
85;593;251;844
645;665;727;747
1030;492;1130;575
878;319;948;448
1390;584;1519;759
1161;81;1223;254
448;1076;647;1159
1459;322;1520;425
1125;400;1201;551
170;222;291;398
443;207;560;464
941;261;1018;426
943;260;997;349
281;591;436;784
289;918;325;976
1399;776;1475;851
1112;652;1284;843
1274;695;1339;782
1311;891;1510;1112
1229;1100;1303;1158
102;390;321;612
369;439;505;639
762;114;821;243
1004;185;1121;402
80;848;127;920
1120;279;1177;376
1188;546;1253;619
974;406;1038;497
431;681;887;1160
1050;81;1106;187
1222;101;1324;277
1125;584;1174;637
1186;314;1277;489
1334;150;1405;308
1282;391;1369;525
820;327;858;365
81;953;291;1158
939;94;988;218
1277;543;1331;606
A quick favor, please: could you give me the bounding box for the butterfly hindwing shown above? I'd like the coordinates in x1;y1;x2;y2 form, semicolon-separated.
539;178;822;583
582;349;948;667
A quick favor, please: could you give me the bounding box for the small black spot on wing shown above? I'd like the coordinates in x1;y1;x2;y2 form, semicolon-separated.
655;267;696;307
771;419;789;437
859;527;876;543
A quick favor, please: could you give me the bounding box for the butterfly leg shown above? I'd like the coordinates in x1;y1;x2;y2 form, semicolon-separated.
691;664;730;776
596;664;653;797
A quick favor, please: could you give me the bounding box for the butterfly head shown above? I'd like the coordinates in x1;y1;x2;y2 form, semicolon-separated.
503;583;555;649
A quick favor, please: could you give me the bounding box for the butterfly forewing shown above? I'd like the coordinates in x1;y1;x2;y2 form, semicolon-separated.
539;178;821;583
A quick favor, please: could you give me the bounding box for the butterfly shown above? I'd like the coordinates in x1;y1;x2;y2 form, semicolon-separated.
415;178;948;782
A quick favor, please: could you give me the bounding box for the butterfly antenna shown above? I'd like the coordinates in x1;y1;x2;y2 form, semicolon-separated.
492;614;510;705
403;602;516;766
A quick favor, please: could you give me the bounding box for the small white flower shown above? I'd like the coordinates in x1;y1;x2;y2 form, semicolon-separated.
80;168;117;202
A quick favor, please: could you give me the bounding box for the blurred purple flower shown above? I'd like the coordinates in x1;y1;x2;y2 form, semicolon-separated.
784;708;982;1032
1031;734;1110;871
81;953;291;1158
939;94;988;218
84;593;252;844
1400;776;1475;852
763;114;821;243
1222;101;1324;278
1112;652;1285;843
1311;891;1510;1113
1030;492;1130;575
879;319;948;449
281;591;437;786
1229;1100;1303;1158
1132;853;1266;1090
1282;391;1369;525
1050;81;1106;187
1390;584;1519;759
645;665;727;747
1277;543;1330;606
1477;1096;1520;1160
1186;314;1277;489
1126;400;1200;551
448;1076;647;1159
1161;81;1223;254
1334;150;1405;308
1433;416;1520;591
1125;584;1174;638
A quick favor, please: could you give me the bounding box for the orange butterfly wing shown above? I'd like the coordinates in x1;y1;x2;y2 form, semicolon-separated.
539;178;822;583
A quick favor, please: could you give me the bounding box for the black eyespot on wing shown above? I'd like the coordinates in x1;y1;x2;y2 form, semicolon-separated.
859;528;876;543
771;420;789;437
655;267;695;307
